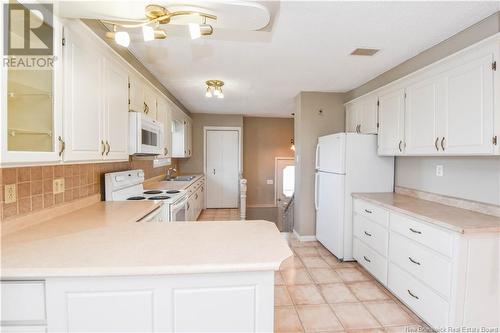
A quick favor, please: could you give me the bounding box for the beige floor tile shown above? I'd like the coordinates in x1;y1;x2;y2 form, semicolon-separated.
318;283;358;304
287;284;325;305
275;286;294;306
346;328;385;333
281;269;313;285
275;271;285;285
296;304;344;332
308;268;342;284
364;301;416;327
316;246;333;257
330;303;381;330
301;256;330;269
347;282;390;301
335;267;372;282
274;306;304;332
280;256;305;270
294;246;320;257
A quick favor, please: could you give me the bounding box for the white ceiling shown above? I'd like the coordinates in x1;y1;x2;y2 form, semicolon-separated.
71;1;500;117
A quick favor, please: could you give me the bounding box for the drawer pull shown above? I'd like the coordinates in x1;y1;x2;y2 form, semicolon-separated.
407;289;419;300
363;256;371;263
364;231;372;237
408;257;421;266
364;209;372;214
409;228;422;234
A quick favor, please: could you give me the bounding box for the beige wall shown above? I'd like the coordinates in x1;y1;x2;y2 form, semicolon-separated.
344;11;500;206
178;114;243;174
294;92;346;236
243;117;294;207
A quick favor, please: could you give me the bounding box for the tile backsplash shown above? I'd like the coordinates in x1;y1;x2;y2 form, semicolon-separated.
0;159;178;221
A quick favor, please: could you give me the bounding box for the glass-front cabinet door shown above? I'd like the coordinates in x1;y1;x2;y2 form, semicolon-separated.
1;3;63;165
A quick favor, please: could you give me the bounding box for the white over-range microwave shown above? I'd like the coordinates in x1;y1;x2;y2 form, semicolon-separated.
129;112;164;155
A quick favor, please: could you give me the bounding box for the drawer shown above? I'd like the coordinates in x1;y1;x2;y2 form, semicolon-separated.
388;263;449;330
389;232;452;298
390;212;454;257
1;281;46;323
353;238;388;285
353;199;389;228
353;214;388;256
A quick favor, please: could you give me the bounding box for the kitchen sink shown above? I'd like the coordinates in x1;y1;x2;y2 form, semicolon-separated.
165;175;196;182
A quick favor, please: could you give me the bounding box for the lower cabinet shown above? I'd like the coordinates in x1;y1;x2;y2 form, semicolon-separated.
353;198;500;330
1;281;46;332
3;271;274;333
186;177;205;221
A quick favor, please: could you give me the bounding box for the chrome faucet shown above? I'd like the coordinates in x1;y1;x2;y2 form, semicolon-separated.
166;167;177;181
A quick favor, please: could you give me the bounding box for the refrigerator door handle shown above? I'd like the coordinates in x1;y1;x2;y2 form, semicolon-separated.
315;143;320;169
314;173;320;211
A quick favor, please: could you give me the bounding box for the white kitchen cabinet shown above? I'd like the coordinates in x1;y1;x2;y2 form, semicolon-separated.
440;52;495;155
185;117;193;157
62;26;104;162
377;89;406;155
143;85;157;120
128;75;145;114
156;97;172;158
103;58;129;160
352;198;500;331
345;95;378;134
171;107;193;158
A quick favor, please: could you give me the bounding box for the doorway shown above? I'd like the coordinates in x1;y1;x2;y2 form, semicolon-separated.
275;157;295;231
204;127;241;208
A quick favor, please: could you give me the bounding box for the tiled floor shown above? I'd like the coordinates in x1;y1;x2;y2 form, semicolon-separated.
197;209;431;332
276;236;431;332
197;208;241;221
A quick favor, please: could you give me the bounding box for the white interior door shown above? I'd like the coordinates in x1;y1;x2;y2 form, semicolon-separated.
315;172;345;259
206;130;239;208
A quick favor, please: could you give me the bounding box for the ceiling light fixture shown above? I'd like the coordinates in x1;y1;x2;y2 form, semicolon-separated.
103;4;216;46
205;80;224;99
350;48;380;56
290;139;295;151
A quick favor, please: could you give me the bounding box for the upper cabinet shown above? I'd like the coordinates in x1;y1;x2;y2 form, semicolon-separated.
129;76;158;120
171;106;192;158
156;97;172;158
356;38;499;157
345;94;378;134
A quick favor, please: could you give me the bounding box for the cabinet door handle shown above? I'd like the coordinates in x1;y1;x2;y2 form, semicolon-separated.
101;140;106;156
435;137;439;151
358;124;362;133
407;289;419;300
363;256;371;263
398;140;403;152
195;194;198;200
409;257;421;266
409;227;422;234
441;137;445;151
364;209;372;214
58;136;65;157
364;231;372;237
144;102;149;114
188;149;191;155
213;169;216;175
106;141;110;155
164;148;168;155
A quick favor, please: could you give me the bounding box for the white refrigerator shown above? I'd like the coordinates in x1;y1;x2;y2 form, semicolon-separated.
315;133;394;261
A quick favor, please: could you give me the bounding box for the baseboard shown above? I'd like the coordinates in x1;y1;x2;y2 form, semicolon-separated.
293;229;317;242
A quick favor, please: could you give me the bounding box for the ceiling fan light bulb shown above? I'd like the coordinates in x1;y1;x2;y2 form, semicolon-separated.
188;23;201;39
199;24;214;36
213;87;221;96
205;87;212;98
115;31;130;47
217;92;224;99
142;25;155;41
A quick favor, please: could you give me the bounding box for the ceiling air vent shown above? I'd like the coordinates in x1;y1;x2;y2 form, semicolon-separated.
350;48;379;56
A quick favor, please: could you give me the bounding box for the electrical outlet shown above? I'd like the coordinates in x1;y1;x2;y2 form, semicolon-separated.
436;165;444;177
53;178;65;194
5;184;17;204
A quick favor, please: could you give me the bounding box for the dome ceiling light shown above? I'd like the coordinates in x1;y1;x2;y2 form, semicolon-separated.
205;80;224;99
103;4;217;46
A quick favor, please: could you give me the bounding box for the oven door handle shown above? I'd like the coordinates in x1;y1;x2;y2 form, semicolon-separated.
136;204;163;222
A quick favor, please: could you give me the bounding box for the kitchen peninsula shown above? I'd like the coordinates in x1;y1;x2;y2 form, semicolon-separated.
1;201;292;332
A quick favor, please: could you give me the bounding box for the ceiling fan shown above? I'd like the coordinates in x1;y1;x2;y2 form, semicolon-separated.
102;4;217;47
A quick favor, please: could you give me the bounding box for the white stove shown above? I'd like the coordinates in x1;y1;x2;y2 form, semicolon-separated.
104;170;187;222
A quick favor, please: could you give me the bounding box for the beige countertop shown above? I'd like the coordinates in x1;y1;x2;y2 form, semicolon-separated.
1;200;291;279
144;174;204;191
352;192;500;234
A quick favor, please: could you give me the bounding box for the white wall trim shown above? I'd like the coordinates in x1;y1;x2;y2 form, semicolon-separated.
203;126;243;208
293;229;317;242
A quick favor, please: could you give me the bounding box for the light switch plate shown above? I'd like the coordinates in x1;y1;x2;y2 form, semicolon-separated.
436;165;444;177
53;178;65;194
266;179;274;185
4;184;16;203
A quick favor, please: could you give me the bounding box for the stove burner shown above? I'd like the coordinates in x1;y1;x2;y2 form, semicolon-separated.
166;190;180;194
148;196;171;200
127;196;146;200
144;190;162;195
